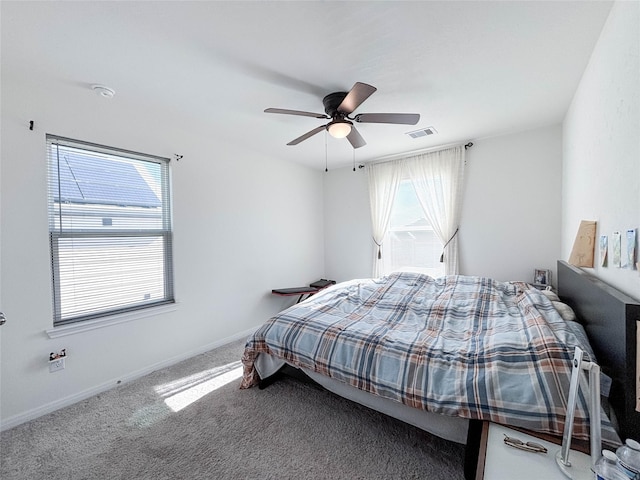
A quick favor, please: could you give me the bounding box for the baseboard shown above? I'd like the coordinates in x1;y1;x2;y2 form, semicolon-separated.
0;326;258;432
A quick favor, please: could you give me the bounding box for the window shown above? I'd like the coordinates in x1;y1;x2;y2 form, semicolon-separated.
367;146;465;277
47;135;174;326
382;179;444;278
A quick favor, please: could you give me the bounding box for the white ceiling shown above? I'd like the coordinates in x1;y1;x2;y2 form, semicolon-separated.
1;1;613;170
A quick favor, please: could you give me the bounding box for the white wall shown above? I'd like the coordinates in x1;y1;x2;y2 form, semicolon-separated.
460;126;563;283
324;125;563;284
562;0;640;300
323;167;373;282
0;74;325;428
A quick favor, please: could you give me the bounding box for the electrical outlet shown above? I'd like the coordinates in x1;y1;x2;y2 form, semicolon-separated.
49;357;65;373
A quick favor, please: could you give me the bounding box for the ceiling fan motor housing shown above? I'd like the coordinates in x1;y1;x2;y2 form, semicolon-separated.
323;92;348;118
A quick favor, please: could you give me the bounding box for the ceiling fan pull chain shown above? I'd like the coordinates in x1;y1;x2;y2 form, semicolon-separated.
325;131;328;172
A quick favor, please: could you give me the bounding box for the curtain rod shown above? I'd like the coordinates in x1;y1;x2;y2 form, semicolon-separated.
359;141;473;168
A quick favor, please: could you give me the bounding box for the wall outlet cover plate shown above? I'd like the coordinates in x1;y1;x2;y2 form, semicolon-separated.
49;357;65;373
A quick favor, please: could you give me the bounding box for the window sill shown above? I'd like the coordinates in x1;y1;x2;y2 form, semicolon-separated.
45;302;178;339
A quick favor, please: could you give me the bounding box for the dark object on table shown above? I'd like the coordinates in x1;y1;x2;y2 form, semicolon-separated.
310;279;336;288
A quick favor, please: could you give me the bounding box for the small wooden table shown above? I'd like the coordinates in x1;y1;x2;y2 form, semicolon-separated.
271;287;321;304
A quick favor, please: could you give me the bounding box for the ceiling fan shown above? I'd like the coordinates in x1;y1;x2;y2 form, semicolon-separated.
265;82;420;149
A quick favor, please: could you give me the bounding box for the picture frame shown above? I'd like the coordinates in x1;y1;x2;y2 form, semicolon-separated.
534;268;551;286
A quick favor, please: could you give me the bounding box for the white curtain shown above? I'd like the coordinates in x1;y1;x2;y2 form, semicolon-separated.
366;160;402;277
405;145;466;275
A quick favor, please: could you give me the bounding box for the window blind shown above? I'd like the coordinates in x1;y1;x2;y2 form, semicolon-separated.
47;135;174;326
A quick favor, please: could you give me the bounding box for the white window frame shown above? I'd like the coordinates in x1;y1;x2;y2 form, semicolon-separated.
47;135;174;328
382;177;444;278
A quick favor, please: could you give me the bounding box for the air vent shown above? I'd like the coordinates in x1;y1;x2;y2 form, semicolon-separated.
406;127;437;139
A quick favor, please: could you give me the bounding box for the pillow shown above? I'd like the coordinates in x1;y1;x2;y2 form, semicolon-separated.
552;300;577;322
539;288;560;302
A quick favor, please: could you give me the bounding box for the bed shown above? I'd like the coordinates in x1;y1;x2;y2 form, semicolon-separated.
241;261;637;450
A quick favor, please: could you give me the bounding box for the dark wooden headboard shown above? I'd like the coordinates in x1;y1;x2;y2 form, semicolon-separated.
557;260;640;441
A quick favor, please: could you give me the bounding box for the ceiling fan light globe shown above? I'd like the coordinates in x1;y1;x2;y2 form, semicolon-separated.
327;122;352;138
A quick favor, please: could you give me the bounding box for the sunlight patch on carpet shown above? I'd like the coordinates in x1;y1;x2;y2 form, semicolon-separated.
127;401;172;428
154;361;243;412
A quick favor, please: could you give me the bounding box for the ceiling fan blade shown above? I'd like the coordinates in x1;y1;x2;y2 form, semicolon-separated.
338;82;377;114
265;108;328;119
287;125;327;145
354;113;420;125
346;126;366;149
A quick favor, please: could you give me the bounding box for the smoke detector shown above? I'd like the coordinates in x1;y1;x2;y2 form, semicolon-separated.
406;127;437;138
91;85;115;98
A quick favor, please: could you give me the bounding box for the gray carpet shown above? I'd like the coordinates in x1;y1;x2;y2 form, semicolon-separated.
1;339;466;479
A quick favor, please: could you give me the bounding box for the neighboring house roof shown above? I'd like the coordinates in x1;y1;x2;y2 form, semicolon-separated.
406;217;430;228
54;151;161;208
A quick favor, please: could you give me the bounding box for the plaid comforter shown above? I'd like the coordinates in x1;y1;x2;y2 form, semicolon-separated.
241;272;598;439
